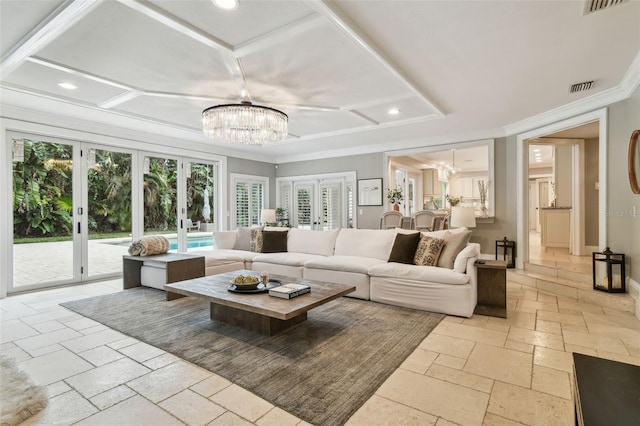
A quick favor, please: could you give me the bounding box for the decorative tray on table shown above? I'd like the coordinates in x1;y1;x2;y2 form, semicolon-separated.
227;279;282;294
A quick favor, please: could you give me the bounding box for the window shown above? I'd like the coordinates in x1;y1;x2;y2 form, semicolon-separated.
230;174;269;228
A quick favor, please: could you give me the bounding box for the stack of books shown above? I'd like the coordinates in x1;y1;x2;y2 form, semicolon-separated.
269;283;311;299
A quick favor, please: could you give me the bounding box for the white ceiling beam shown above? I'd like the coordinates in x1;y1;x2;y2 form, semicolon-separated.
341;94;414;112
308;0;445;118
98;90;142;109
26;57;135;91
234;13;325;57
117;0;234;55
0;0;103;78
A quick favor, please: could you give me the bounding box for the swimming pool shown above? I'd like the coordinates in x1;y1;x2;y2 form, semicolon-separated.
110;235;213;250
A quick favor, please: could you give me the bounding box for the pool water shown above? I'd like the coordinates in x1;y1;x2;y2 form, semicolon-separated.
112;235;213;249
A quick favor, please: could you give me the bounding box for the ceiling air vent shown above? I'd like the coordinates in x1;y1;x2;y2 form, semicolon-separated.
584;0;629;15
569;80;595;93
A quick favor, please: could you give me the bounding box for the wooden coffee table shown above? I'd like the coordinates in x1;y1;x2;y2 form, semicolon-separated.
164;270;355;336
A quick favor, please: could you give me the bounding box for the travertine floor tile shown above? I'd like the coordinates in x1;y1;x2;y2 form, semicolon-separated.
65;317;101;331
144;352;180;370
434;353;467;370
531;365;572;399
517;300;558;313
507;328;564;351
21;390;98;426
47;381;72;398
66;357;150;398
14;328;82;351
562;330;628;355
536;319;561;335
595;350;640;366
400;348;439;374
207;411;252;425
504;340;534;354
436;417;462;426
426;363;494;393
89;385;137;410
108;336;139;350
128;360;211;403
0;341;31;362
191;374;232;398
433;322;507;347
483;412;527;425
464;344;532;388
160;389;226;426
119;341;166;362
490;311;536;331
487;382;573;426
346;395;437;426
210;384;274;423
256;407;301;426
74;395;183;426
61;329;128;353
19;348;93;386
420;333;476;358
78;345;125;366
533;347;573;373
376;369;489;426
563;344;597;356
31;319;66;334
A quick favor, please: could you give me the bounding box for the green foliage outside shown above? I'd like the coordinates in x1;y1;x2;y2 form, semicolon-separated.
13;140;215;240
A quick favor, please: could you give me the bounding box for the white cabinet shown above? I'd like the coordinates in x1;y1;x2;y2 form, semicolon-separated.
422;169;440;196
450;177;473;198
540;208;570;248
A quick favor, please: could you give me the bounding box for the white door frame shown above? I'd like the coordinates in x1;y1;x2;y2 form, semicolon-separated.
516;108;607;269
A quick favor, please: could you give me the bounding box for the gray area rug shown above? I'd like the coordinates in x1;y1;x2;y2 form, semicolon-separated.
62;287;444;426
0;353;48;426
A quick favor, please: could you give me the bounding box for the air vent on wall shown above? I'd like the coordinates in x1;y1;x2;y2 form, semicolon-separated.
569;80;595;93
584;0;629;15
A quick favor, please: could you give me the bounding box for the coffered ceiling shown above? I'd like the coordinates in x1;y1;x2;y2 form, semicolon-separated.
1;0;638;163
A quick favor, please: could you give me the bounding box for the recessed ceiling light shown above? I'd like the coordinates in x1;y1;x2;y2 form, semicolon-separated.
533;148;541;152
388;108;400;115
213;0;238;10
58;82;77;90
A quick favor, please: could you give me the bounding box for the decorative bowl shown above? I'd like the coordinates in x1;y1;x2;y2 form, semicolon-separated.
229;276;260;290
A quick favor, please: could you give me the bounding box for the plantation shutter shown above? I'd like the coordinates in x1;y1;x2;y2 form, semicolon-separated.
321;184;341;230
235;183;249;227
346;183;354;228
296;186;312;229
250;183;263;225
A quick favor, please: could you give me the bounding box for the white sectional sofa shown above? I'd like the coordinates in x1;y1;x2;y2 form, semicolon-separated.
194;227;479;317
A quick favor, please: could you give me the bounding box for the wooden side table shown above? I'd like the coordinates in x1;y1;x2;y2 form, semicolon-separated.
123;253;205;290
474;260;507;318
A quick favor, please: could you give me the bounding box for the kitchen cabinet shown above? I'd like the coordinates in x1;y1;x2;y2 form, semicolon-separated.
423;169;440;196
450;177;473;198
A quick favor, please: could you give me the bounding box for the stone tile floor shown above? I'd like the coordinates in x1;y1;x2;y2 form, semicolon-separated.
1;278;639;425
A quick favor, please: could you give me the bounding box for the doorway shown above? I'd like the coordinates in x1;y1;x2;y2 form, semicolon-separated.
516;109;607;269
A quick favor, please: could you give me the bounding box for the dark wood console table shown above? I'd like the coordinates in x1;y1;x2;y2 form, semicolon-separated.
123;253;204;289
474;260;507;318
573;353;640;426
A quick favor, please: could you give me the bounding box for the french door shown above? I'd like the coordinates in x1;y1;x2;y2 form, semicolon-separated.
293;179;344;230
11;135;135;292
10;135;220;294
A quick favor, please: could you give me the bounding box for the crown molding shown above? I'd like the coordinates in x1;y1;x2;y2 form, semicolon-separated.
504;50;640;136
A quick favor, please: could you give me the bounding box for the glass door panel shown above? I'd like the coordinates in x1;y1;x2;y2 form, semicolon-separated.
185;160;215;251
12;138;76;288
294;183;315;230
87;148;133;278
319;182;342;230
143;156;178;250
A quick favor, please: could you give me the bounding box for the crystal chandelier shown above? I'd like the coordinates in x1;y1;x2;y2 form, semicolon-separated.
202;101;288;145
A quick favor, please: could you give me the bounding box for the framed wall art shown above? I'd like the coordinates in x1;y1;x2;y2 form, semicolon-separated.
358;178;383;206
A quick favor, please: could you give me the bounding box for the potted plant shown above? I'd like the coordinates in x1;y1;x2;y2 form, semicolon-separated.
446;194;462;207
387;188;404;211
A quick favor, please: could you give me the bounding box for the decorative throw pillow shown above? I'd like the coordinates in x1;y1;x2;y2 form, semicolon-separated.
437;230;472;269
250;228;264;252
388;232;421;264
261;230;288;253
414;235;445;266
235;227;252;251
214;231;236;250
128;235;169;256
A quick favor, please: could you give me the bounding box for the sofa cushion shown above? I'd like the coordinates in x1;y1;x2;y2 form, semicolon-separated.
201;249;260;263
414;235;445;266
261;230;288;253
250;227;264;252
334;229;396;261
437;230;472;269
388;232;421;264
368;263;470;285
453;243;480;273
214;231;236;250
305;255;387;274
287;228;338;256
235;227;252;251
253;252;325;267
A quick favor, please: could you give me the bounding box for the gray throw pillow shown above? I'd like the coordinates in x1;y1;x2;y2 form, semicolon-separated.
235;227;252;251
437;230;472;269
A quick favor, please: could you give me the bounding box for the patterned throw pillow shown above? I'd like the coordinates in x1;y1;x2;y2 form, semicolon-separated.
414;235;445;266
250;228;263;252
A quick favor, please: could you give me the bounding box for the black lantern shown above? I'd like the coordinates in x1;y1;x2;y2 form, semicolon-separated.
592;247;626;293
495;237;516;268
